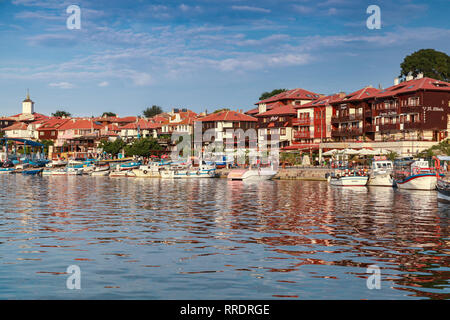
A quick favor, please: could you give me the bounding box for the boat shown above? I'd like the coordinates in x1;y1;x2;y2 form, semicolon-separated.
393;159;439;190
119;161;142;171
22;168;43;175
133;161;171;178
46;159;68;168
109;170;136;177
0;167;15;174
433;156;450;203
367;157;394;187
326;166;369;186
227;166;277;181
67;165;83;175
90;170;110;176
160;162;216;179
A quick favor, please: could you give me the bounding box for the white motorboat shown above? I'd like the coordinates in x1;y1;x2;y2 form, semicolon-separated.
109;170;136;177
67;167;83;175
227;168;277;181
368;158;394;187
90;170;110;176
133;161;170;178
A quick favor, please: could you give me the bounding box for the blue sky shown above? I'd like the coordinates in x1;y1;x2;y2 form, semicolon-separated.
0;0;449;117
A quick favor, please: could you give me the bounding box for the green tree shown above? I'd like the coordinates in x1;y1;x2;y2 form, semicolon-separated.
213;108;230;113
124;138;162;157
400;49;449;81
38;139;54;154
102;112;117;117
0;130;4;138
143;105;163;118
259;89;288;101
52;110;72;118
99;138;126;156
387;151;399;161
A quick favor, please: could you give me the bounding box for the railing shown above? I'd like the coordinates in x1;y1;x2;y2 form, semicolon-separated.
292;118;313;126
403;122;422;130
331;127;363;137
331;113;363;123
379;123;400;131
400;106;420;114
294;132;312;139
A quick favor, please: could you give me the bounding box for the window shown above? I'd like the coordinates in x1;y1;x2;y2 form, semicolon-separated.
408;97;420;106
280;128;286;135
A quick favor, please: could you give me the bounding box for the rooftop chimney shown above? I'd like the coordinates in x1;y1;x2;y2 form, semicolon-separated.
416;72;424;79
394;77;400;85
406;72;414;81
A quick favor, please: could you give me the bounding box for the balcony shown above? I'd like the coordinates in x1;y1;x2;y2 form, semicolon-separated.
402;122;422;130
379;123;400;131
331;127;363;137
331;113;363;123
365;109;374;117
292;118;313;126
400;106;420;114
294;131;312;139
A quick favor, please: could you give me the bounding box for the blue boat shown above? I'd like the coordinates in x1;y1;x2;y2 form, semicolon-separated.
22;168;43;175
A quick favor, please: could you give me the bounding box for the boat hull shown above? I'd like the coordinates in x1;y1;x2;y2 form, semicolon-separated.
395;174;437;190
161;169;216;179
329;176;368;186
227;169;277;181
368;173;393;187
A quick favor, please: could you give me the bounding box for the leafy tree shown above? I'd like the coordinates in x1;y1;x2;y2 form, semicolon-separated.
213;108;230;113
99;138;126;156
0;130;4;138
124;138;162;157
417;139;450;157
400;49;449;81
52;110;72;118
143;105;163;118
387;151;399;161
38;139;54;154
102;112;117;117
259;89;288;101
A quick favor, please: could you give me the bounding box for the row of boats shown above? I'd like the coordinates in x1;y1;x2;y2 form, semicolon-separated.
0;157;279;181
326;156;449;196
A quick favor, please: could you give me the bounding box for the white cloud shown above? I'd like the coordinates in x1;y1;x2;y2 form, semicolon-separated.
231;6;271;14
98;81;109;87
49;82;75;89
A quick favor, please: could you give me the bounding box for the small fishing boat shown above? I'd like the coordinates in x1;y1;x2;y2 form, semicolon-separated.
367;157;394;187
119;161;142;171
133;161;171;178
393;159;439;190
109;170;136;177
0;167;15;174
326;166;369;187
22;168;43;175
90;170;110;176
67;165;83;175
227;167;277;181
160;162;216;179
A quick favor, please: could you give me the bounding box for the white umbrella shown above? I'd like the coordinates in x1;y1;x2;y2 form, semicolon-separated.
358;148;377;156
374;148;389;155
343;148;359;155
323;149;339;156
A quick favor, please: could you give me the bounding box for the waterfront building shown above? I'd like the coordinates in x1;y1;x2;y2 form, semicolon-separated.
55;118;103;155
194;110;258;153
368;75;450;142
36;118;71;141
330;86;381;142
287;93;346;152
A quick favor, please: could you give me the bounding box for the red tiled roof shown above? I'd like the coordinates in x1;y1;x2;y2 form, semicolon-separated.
256;102;296;117
37;118;70;131
256;88;321;105
297;93;345;109
119;119;161;130
333;87;380;104
373;77;450;98
58;119;103;130
245;107;259;115
2;122;28;131
195;110;257;122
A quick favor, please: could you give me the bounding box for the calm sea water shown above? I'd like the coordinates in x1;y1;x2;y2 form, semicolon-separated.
0;175;449;300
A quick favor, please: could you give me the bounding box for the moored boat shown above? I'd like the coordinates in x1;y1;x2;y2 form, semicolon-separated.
227;168;277;181
367;157;394;187
433;156;450;203
326;167;369;186
160;162;216;179
393;159;438;190
22;168;43;175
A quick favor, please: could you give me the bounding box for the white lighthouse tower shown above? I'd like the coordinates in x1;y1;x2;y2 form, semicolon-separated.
22;89;34;114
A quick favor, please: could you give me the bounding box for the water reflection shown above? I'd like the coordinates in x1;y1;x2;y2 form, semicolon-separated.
0;175;449;299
